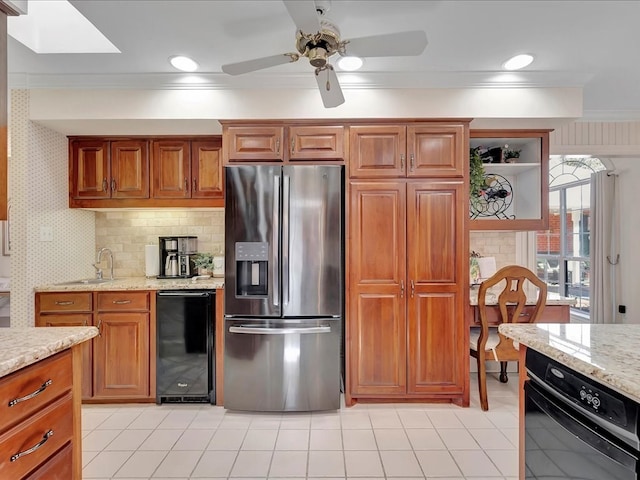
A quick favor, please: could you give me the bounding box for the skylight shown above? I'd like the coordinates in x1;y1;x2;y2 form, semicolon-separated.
8;0;120;54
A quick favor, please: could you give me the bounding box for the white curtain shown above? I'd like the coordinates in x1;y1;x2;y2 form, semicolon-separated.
590;171;619;324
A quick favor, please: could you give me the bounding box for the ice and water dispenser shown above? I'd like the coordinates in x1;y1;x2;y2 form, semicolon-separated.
235;242;269;296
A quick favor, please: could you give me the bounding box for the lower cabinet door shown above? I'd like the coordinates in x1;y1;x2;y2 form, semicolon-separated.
93;312;150;398
25;442;72;480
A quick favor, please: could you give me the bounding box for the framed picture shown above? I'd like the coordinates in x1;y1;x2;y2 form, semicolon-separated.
2;200;10;256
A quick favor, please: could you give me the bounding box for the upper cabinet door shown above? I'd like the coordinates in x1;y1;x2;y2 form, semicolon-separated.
407;124;466;178
191;140;223;199
110;140;149;199
224;126;284;162
349;125;407;178
289;125;345;161
469;129;550;231
70;140;111;199
152;140;191;199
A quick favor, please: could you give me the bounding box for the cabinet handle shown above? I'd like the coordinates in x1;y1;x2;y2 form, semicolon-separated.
10;430;53;462
400;280;404;298
113;299;132;305
276;139;280;154
97;319;102;336
8;380;52;407
54;300;74;306
410;280;415;298
111;179;116;192
400;154;405;170
102;179;108;192
291;138;295;155
184;178;189;191
192;179;197;191
410;153;415;172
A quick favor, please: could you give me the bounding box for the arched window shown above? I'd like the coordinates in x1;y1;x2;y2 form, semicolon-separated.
536;156;607;319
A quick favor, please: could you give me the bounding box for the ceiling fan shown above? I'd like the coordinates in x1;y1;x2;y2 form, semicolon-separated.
221;0;428;108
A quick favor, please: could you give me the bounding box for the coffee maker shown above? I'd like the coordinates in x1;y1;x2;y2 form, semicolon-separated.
158;236;197;278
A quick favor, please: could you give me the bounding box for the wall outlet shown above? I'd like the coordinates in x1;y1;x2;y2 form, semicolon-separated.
619;305;627;314
39;226;53;242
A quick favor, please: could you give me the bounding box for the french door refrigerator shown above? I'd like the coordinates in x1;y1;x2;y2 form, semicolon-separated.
224;165;343;412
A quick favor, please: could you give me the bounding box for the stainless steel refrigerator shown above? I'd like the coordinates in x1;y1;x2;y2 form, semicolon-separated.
224;165;343;412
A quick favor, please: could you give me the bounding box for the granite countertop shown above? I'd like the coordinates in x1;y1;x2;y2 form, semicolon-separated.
0;327;99;378
34;276;224;292
470;286;575;306
499;323;640;403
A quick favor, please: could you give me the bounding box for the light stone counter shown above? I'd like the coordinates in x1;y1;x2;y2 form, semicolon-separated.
34;276;224;292
0;326;98;378
499;323;640;403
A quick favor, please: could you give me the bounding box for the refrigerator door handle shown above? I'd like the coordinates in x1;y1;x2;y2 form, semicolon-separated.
273;175;280;307
282;174;291;307
229;325;331;335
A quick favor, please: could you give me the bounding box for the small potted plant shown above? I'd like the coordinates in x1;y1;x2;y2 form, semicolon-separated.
192;253;215;276
502;144;521;163
470;146;487;198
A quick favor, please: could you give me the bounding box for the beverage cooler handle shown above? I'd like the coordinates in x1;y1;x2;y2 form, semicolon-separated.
283;174;291;307
272;175;280;307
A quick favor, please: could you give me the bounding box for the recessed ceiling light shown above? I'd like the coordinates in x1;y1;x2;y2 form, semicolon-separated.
169;55;199;72
503;54;534;71
337;56;363;71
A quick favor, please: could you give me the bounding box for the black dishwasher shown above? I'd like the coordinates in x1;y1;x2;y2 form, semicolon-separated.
156;290;215;404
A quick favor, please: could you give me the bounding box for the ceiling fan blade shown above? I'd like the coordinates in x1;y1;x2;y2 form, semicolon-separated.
283;0;321;34
221;53;298;75
315;68;344;108
342;30;428;57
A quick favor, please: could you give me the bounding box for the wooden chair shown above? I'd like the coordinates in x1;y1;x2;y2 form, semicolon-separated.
470;265;547;411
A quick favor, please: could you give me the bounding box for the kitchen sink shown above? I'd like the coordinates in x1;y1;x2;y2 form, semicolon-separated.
54;278;116;285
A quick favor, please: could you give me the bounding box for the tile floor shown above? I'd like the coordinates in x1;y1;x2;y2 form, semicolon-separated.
81;375;519;479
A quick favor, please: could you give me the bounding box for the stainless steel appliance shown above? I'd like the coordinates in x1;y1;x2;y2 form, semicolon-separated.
224;165;343;412
525;349;640;479
156;290;215;404
158;236;197;278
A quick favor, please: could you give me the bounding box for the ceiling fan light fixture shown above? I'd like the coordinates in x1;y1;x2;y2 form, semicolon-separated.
503;54;534;71
337;56;363;71
169;55;199;72
308;47;329;67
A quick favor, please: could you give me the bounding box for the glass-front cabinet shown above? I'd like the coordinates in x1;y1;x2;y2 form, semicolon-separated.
469;129;551;231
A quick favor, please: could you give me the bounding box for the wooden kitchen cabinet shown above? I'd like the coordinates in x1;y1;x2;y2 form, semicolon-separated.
469;129;551;231
0;350;77;479
35;290;155;403
35;292;93;399
349;123;465;178
222;121;346;163
69;136;222;208
348;179;467;403
70;139;149;200
152;139;223;200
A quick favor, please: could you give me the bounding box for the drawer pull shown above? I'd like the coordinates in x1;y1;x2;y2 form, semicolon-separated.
54;301;74;306
8;379;53;407
10;430;54;462
112;300;132;305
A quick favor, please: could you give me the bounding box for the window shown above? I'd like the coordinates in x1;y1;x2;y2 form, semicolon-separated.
536;156;606;319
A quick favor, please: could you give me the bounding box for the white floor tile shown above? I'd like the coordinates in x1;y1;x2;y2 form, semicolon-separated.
114;450;167;478
83;451;133;478
310;429;343;450
374;428;411;450
344;450;384;477
157;410;200;429
105;429;153;451
82;450;99;468
485;448;520;476
310;412;342;429
279;413;312;429
269;450;309;477
426;411;465;429
128;410;171;429
96;410;143;430
369;411;403;429
455;409;496;429
379;450;423;477
153;450;203;477
339;412;371;430
190;450;237;478
414;450;462;477
450;449;502;477
207;428;246;450
229;450;273;477
241;429;278;450
437;428;482;450
468;428;516;450
276;429;310;450
173;430;216;451
308;450;345;477
406;428;446;450
397;410;433;429
342;429;376;451
83;429;121;451
139;429;184;451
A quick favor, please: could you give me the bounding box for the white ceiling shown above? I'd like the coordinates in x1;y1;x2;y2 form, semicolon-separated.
7;0;640;121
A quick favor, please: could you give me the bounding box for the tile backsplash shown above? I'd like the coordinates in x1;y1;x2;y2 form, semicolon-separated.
469;231;516;270
95;209;224;278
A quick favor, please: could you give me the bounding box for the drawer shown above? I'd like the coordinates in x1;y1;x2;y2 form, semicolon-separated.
36;313;92;328
0;393;73;480
25;442;72;480
0;350;72;433
37;292;92;313
97;291;149;311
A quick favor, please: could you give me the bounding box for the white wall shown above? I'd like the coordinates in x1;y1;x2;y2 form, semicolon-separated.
9;90;96;327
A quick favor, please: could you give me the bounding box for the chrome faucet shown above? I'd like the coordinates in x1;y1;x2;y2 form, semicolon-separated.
93;247;114;280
